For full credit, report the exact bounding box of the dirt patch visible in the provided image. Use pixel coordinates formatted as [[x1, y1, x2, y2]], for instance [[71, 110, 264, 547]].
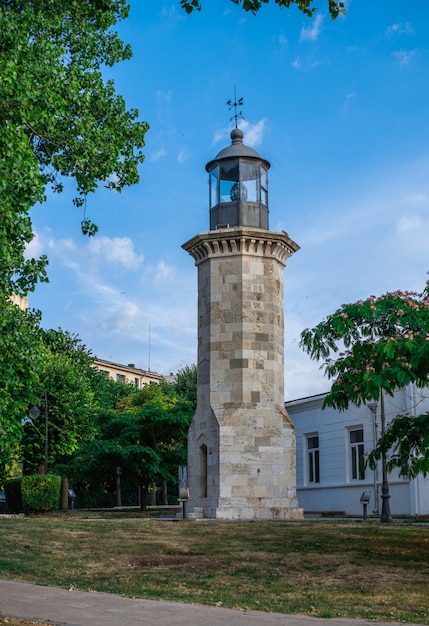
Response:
[[124, 554, 214, 568]]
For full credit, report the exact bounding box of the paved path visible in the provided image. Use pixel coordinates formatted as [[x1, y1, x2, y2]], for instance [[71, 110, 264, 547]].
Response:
[[0, 580, 424, 626]]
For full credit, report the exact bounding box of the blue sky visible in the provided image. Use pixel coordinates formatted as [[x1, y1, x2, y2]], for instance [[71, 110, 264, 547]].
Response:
[[28, 1, 429, 400]]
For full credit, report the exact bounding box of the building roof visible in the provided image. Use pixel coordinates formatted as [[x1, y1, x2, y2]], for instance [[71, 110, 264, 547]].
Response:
[[206, 127, 270, 171]]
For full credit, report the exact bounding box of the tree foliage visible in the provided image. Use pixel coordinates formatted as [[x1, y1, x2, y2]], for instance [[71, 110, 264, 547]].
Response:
[[173, 364, 197, 411], [181, 0, 345, 19], [300, 282, 429, 478], [116, 380, 177, 413], [1, 0, 148, 298], [0, 1, 147, 479], [68, 387, 193, 509], [0, 301, 44, 481], [21, 329, 132, 474], [367, 412, 429, 479], [91, 368, 136, 412], [300, 283, 429, 410]]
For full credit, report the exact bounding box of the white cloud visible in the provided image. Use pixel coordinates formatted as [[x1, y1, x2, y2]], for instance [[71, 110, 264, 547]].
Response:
[[291, 56, 320, 71], [102, 300, 141, 333], [343, 91, 357, 110], [283, 314, 329, 400], [155, 90, 174, 125], [239, 118, 266, 147], [153, 260, 174, 286], [177, 149, 189, 164], [392, 49, 417, 66], [156, 90, 173, 105], [212, 118, 266, 148], [161, 5, 183, 20], [88, 236, 144, 270], [395, 212, 429, 258], [300, 14, 324, 42], [277, 32, 288, 52], [386, 22, 414, 37], [24, 231, 45, 259], [404, 192, 429, 207], [397, 214, 424, 232], [26, 231, 77, 262], [55, 238, 76, 251], [213, 127, 230, 145], [150, 147, 166, 162]]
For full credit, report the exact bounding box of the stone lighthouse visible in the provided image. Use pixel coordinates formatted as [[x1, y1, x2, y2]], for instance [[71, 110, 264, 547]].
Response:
[[182, 125, 302, 520]]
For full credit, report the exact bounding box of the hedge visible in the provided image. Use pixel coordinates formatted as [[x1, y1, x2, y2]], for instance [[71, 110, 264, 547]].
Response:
[[4, 478, 23, 514], [21, 475, 62, 514]]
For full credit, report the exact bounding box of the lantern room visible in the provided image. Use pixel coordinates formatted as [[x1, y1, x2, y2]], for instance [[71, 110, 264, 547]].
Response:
[[206, 127, 270, 231]]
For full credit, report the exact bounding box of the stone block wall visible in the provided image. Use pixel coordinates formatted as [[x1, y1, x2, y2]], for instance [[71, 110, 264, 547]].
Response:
[[183, 227, 302, 520]]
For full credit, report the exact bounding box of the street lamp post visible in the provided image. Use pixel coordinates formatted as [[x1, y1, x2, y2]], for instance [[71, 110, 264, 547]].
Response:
[[368, 390, 392, 523], [379, 388, 393, 523], [28, 388, 49, 474]]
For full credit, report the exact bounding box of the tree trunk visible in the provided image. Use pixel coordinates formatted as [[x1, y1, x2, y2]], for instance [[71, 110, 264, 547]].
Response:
[[139, 484, 148, 511], [115, 468, 122, 508], [61, 477, 69, 511]]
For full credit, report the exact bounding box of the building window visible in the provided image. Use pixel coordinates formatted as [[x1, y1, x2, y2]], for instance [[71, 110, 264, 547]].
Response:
[[349, 428, 365, 480], [116, 374, 125, 383], [306, 434, 320, 484]]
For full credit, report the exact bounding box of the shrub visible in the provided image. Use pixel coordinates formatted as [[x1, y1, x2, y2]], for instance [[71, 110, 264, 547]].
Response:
[[4, 477, 23, 513], [21, 474, 61, 514]]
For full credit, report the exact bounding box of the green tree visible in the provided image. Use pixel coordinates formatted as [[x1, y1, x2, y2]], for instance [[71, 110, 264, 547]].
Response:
[[69, 387, 193, 509], [181, 0, 345, 19], [174, 364, 197, 411], [367, 412, 429, 479], [92, 369, 136, 412], [0, 301, 44, 483], [1, 0, 147, 298], [1, 1, 147, 475], [21, 329, 132, 474], [117, 380, 177, 413], [22, 329, 94, 473], [300, 282, 429, 477]]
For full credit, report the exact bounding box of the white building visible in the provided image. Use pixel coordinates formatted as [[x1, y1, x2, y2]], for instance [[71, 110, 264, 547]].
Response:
[[286, 384, 429, 517]]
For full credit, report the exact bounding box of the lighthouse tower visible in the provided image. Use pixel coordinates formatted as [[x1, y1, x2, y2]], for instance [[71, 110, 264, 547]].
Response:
[[182, 125, 302, 520]]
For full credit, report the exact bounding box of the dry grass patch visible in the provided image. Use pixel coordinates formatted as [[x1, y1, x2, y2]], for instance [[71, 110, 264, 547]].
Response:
[[0, 515, 428, 623]]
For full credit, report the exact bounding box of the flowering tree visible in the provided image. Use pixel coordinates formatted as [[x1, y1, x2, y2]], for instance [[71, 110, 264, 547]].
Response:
[[181, 0, 345, 19], [300, 282, 429, 477]]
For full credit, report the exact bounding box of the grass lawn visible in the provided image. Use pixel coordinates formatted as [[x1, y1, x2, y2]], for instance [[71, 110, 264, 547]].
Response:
[[0, 511, 428, 624]]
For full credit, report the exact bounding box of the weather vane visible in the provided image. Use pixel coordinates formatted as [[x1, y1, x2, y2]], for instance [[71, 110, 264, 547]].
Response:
[[226, 88, 245, 128]]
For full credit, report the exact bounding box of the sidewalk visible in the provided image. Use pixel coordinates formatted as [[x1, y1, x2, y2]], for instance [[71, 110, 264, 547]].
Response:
[[0, 580, 424, 626]]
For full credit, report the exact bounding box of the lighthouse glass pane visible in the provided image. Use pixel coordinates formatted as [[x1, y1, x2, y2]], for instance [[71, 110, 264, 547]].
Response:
[[240, 162, 258, 202], [261, 167, 268, 206], [220, 161, 239, 203], [209, 167, 218, 208]]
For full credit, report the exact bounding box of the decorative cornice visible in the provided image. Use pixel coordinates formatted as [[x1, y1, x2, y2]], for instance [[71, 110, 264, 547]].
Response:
[[182, 227, 300, 267]]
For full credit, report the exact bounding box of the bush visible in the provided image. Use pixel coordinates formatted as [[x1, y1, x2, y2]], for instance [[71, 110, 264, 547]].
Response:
[[21, 474, 61, 514], [4, 477, 23, 513]]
